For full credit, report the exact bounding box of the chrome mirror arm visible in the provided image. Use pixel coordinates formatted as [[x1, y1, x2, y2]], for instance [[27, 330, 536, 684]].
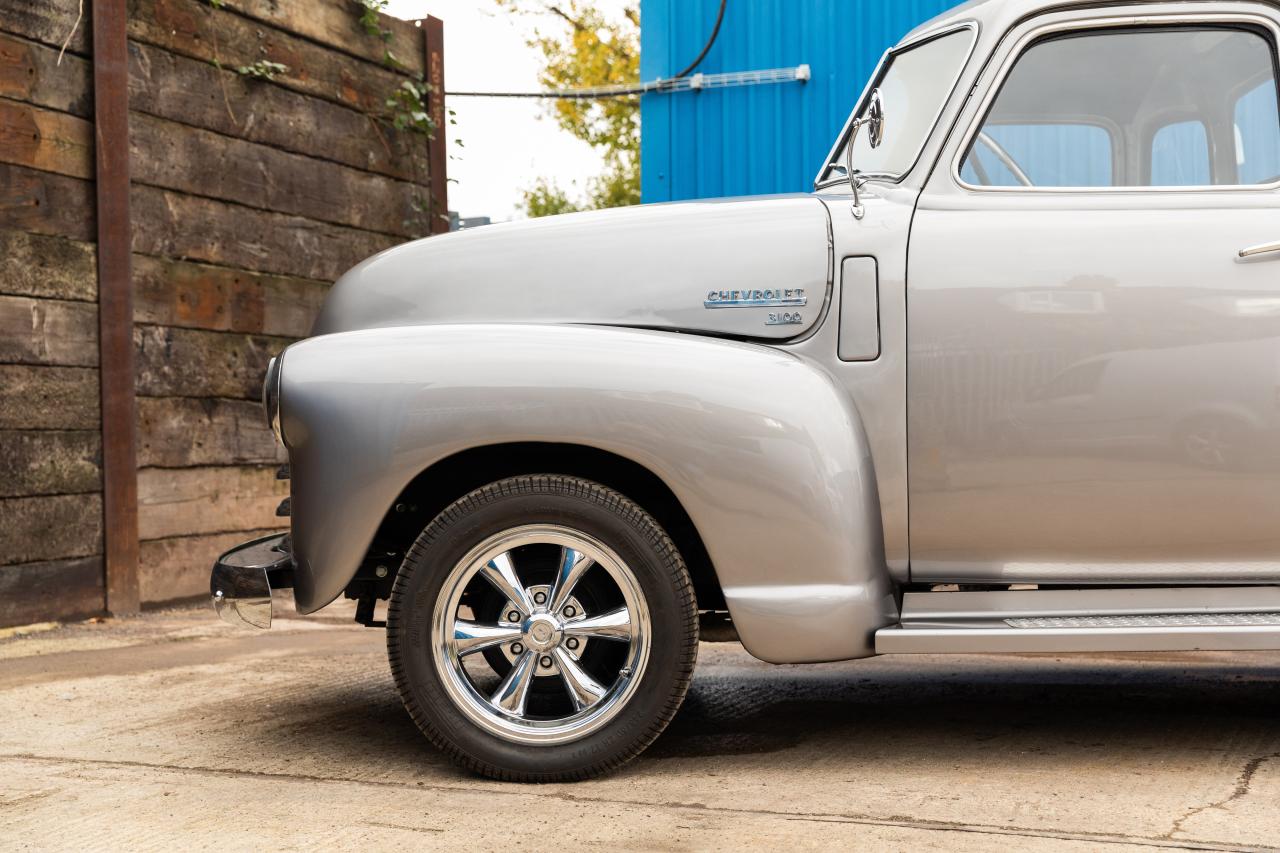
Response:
[[845, 88, 885, 221], [846, 119, 868, 220]]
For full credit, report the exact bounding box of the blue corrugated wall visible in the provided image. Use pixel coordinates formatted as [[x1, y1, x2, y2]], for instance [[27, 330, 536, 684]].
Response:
[[640, 0, 961, 202]]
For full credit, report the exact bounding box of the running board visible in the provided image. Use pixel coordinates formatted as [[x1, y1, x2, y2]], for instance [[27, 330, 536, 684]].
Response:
[[876, 586, 1280, 654]]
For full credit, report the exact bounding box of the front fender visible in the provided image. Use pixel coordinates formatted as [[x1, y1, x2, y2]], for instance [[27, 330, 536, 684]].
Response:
[[279, 324, 896, 662]]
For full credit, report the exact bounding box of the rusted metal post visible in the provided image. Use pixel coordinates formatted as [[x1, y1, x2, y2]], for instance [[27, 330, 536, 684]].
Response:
[[93, 0, 141, 614], [423, 15, 449, 234]]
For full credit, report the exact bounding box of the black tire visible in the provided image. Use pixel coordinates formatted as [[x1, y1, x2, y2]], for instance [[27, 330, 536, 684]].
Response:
[[387, 474, 698, 782]]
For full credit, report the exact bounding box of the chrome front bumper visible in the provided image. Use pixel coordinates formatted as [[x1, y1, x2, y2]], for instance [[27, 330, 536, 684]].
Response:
[[210, 533, 293, 629]]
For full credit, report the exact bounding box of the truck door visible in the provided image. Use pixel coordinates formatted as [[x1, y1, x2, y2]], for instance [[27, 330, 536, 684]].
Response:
[[906, 7, 1280, 583]]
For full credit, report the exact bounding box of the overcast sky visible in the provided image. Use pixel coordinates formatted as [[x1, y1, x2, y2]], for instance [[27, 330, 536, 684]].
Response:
[[384, 0, 634, 221]]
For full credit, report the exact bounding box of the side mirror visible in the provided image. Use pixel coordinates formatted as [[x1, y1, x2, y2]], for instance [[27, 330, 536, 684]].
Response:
[[845, 88, 885, 220], [864, 88, 885, 149]]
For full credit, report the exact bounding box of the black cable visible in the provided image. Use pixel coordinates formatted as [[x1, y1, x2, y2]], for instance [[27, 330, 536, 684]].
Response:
[[672, 0, 727, 79], [446, 0, 729, 99], [445, 86, 648, 99]]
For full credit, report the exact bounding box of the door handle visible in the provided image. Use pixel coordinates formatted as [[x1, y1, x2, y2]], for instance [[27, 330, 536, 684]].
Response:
[[1239, 240, 1280, 258]]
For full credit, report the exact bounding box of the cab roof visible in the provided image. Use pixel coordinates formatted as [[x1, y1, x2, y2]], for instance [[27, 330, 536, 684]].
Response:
[[903, 0, 1279, 45]]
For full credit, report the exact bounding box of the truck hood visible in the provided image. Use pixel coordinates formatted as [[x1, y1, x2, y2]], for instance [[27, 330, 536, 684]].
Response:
[[312, 195, 832, 340]]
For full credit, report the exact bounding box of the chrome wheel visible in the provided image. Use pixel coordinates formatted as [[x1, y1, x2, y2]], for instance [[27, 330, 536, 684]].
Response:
[[431, 524, 651, 745], [389, 475, 697, 780]]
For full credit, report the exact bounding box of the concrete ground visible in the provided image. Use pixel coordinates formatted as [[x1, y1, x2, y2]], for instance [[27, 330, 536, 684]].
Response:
[[1, 600, 1278, 852]]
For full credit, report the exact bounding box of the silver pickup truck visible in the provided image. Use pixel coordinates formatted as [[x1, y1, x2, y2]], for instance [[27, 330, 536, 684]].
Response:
[[210, 0, 1280, 781]]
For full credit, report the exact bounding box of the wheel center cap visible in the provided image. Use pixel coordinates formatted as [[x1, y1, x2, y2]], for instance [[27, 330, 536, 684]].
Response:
[[523, 615, 562, 652]]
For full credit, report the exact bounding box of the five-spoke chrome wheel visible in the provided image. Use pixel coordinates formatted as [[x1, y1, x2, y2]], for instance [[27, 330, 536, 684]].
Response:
[[431, 524, 651, 744]]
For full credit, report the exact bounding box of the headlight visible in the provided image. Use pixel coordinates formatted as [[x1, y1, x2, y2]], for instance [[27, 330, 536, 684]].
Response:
[[262, 355, 283, 444]]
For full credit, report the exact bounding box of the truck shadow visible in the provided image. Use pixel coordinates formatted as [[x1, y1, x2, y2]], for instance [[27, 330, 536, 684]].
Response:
[[643, 651, 1280, 763], [249, 648, 1280, 775]]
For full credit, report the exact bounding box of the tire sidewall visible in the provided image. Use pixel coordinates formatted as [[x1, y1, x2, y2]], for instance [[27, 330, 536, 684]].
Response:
[[388, 477, 696, 780]]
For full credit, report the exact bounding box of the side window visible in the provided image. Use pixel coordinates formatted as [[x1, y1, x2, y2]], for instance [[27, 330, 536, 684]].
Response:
[[962, 124, 1112, 186], [961, 26, 1280, 188]]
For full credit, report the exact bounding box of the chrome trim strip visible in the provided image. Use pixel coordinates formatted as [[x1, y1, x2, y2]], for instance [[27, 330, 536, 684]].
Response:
[[1240, 239, 1280, 257], [876, 623, 1280, 654], [1006, 612, 1280, 628], [950, 10, 1280, 195], [813, 20, 980, 191], [901, 586, 1280, 621]]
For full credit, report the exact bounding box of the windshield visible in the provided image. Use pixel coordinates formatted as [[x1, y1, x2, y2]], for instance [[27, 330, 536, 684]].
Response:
[[820, 28, 975, 185]]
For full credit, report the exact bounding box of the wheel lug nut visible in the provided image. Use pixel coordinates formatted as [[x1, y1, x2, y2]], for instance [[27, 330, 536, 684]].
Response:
[[563, 605, 576, 617], [511, 642, 524, 655], [507, 610, 520, 622], [533, 591, 547, 605], [539, 655, 553, 669], [566, 637, 579, 650]]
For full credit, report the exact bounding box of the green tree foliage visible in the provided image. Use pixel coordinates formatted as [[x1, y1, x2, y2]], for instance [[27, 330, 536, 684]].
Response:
[[496, 1, 640, 216], [522, 177, 584, 217]]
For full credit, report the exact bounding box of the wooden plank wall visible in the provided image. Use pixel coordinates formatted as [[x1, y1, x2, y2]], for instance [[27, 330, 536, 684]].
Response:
[[0, 0, 435, 623], [0, 8, 104, 624]]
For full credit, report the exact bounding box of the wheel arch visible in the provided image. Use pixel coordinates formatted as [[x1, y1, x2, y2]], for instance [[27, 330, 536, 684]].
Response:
[[365, 442, 724, 611]]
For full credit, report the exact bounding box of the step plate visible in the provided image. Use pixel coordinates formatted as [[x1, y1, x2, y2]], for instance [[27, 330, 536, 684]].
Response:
[[877, 619, 1280, 654], [1006, 613, 1280, 629]]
